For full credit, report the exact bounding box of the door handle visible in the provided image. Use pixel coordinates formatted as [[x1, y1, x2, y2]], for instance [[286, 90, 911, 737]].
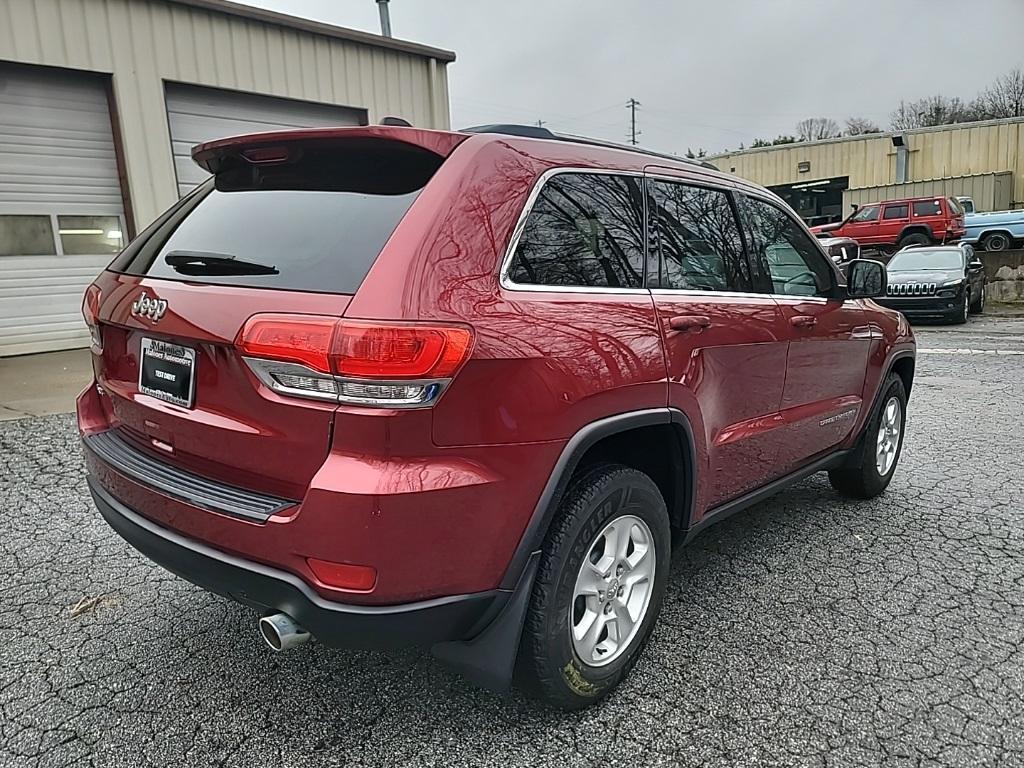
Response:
[[669, 315, 711, 331], [789, 315, 817, 328]]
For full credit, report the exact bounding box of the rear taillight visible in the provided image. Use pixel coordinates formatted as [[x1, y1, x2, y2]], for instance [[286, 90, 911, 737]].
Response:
[[236, 314, 474, 408], [82, 284, 103, 352]]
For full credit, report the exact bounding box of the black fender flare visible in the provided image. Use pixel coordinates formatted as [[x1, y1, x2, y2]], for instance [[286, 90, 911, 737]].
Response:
[[432, 408, 697, 691], [843, 349, 916, 467], [498, 407, 696, 591], [898, 223, 934, 241]]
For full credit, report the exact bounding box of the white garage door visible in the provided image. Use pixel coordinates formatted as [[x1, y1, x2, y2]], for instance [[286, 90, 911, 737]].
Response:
[[165, 83, 365, 197], [0, 64, 126, 357]]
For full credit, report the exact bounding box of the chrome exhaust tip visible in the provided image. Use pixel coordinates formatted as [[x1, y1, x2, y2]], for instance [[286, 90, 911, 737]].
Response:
[[259, 613, 311, 652]]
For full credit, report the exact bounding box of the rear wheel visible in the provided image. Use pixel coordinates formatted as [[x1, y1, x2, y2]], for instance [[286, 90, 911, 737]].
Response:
[[897, 232, 931, 249], [829, 373, 907, 499], [518, 463, 670, 710], [982, 232, 1010, 252]]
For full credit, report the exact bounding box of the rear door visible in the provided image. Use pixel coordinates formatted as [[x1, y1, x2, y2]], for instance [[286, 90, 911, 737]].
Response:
[[741, 194, 871, 471], [645, 172, 791, 509], [880, 201, 910, 245], [92, 135, 451, 499]]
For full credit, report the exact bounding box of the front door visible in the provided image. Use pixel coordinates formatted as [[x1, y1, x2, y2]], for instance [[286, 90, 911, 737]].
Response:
[[840, 203, 881, 244], [741, 195, 872, 473], [645, 174, 791, 512]]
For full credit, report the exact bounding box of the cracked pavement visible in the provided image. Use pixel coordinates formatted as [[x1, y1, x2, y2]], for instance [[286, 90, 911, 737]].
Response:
[[2, 317, 1024, 767]]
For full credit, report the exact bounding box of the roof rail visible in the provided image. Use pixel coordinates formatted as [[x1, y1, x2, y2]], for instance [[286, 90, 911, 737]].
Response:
[[459, 124, 719, 170]]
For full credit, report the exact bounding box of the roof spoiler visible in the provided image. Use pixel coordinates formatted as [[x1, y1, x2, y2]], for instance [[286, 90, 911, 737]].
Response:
[[192, 125, 468, 174]]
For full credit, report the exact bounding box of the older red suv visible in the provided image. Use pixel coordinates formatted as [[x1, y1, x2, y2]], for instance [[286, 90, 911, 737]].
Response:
[[811, 195, 965, 250], [79, 124, 915, 709]]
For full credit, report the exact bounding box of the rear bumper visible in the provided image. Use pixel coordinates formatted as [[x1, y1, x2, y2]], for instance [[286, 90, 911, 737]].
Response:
[[88, 477, 503, 648]]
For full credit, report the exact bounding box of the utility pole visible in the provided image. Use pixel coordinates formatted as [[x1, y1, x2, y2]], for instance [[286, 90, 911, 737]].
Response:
[[535, 119, 546, 128], [626, 98, 641, 145]]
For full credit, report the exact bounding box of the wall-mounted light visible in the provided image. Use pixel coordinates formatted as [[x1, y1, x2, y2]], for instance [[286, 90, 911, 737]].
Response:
[[797, 161, 811, 173]]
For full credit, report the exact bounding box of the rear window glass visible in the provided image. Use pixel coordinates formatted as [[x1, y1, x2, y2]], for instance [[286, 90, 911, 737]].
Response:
[[883, 204, 908, 220], [112, 139, 442, 294]]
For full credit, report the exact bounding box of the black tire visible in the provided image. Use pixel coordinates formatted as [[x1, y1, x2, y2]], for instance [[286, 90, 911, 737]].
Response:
[[828, 373, 907, 499], [517, 463, 671, 710], [950, 291, 970, 324], [981, 232, 1010, 252], [897, 232, 931, 249], [970, 282, 985, 314]]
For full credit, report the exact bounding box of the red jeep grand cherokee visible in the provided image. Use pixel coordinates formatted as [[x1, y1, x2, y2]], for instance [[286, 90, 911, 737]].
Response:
[[79, 124, 915, 709]]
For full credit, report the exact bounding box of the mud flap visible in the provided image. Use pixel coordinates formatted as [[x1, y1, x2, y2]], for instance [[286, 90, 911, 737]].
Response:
[[431, 551, 540, 691]]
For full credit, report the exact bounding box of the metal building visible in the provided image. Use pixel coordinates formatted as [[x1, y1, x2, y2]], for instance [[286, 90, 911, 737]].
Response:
[[0, 0, 454, 356], [709, 117, 1024, 226]]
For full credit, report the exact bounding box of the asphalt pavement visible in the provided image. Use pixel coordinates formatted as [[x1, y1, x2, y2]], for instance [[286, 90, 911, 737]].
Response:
[[2, 317, 1023, 767]]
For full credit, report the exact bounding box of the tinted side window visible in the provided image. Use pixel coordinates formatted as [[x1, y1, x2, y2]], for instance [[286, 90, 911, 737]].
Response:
[[745, 197, 835, 297], [913, 199, 942, 217], [883, 204, 909, 220], [648, 180, 750, 291], [508, 173, 644, 288]]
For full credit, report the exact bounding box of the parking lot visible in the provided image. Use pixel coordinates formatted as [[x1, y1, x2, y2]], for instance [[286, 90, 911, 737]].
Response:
[[2, 315, 1023, 768]]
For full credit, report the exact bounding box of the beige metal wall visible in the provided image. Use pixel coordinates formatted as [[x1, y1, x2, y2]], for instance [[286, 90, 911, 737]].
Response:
[[844, 172, 1014, 212], [711, 118, 1024, 210], [0, 0, 453, 228]]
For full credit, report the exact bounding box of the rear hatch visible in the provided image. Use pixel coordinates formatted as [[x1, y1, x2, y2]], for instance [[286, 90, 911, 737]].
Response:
[[91, 128, 465, 499]]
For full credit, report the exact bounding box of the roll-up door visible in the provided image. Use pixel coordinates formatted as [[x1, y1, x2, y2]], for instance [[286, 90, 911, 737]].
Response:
[[0, 64, 126, 356]]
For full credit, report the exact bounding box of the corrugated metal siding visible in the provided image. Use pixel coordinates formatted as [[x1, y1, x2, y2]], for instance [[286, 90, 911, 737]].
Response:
[[844, 172, 1015, 212], [0, 0, 452, 227], [711, 119, 1024, 210], [0, 63, 123, 355], [0, 64, 123, 215], [165, 83, 363, 196]]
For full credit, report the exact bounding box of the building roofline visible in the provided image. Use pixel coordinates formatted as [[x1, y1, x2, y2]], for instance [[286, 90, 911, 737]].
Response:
[[167, 0, 457, 62], [708, 114, 1024, 160]]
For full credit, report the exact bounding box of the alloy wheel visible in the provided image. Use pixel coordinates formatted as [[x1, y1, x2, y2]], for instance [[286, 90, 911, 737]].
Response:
[[875, 396, 902, 476], [570, 514, 656, 667]]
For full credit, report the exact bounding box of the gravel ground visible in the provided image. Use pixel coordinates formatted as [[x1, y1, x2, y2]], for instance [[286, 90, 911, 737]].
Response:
[[2, 318, 1023, 767]]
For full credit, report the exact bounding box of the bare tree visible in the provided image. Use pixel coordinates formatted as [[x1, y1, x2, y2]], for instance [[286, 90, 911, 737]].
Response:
[[890, 95, 977, 130], [844, 117, 882, 136], [796, 117, 841, 141], [976, 67, 1024, 119]]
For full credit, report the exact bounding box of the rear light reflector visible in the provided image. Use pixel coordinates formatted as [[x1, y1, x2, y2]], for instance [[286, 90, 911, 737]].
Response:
[[306, 558, 377, 591], [236, 314, 474, 407], [82, 284, 103, 352]]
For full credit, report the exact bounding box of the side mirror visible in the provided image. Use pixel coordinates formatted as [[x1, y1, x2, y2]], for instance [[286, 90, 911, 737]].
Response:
[[846, 258, 886, 299], [969, 259, 983, 269]]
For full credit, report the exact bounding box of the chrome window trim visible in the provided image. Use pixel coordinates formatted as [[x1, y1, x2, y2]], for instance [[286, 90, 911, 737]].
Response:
[[498, 167, 648, 294]]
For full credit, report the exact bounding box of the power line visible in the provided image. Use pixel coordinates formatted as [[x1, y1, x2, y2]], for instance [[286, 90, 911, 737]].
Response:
[[627, 98, 641, 146]]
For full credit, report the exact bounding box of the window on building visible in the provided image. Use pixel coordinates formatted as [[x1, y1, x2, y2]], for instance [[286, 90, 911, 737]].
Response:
[[57, 215, 124, 255], [648, 180, 750, 292], [744, 196, 834, 297], [882, 204, 909, 220], [0, 215, 56, 256], [507, 173, 644, 288]]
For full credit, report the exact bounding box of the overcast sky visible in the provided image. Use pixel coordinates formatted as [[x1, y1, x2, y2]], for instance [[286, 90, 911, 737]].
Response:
[[243, 0, 1023, 155]]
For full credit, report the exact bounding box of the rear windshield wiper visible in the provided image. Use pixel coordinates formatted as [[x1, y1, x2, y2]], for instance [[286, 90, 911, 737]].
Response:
[[164, 250, 279, 276]]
